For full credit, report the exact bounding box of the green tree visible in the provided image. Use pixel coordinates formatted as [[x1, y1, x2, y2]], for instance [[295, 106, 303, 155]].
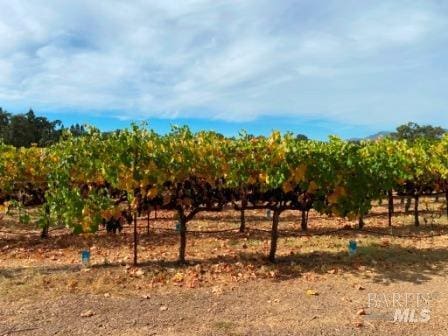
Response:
[[392, 122, 446, 142], [0, 108, 11, 139], [296, 134, 308, 141], [0, 108, 63, 147], [69, 124, 87, 137]]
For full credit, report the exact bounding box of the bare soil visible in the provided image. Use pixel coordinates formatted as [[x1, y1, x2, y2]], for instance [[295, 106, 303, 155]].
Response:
[[1, 200, 448, 335]]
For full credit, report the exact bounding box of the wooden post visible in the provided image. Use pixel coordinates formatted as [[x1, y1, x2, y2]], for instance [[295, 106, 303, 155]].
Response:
[[269, 210, 280, 263], [414, 195, 420, 227], [133, 211, 138, 265], [301, 210, 308, 231], [40, 204, 50, 239], [358, 213, 364, 229], [388, 190, 394, 226], [405, 196, 412, 213], [178, 215, 187, 264], [40, 224, 49, 239], [131, 144, 140, 266], [445, 191, 448, 219], [239, 209, 245, 233], [146, 210, 151, 235]]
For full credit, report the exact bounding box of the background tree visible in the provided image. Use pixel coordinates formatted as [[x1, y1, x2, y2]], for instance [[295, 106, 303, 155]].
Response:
[[391, 122, 446, 142], [0, 108, 11, 140], [69, 124, 87, 137], [296, 134, 308, 141], [0, 108, 80, 147]]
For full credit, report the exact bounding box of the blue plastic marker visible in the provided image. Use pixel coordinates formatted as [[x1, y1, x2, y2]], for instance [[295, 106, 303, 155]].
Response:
[[81, 250, 90, 266], [348, 240, 357, 256]]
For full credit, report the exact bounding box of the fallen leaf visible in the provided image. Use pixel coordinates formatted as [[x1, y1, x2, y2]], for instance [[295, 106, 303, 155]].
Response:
[[211, 286, 223, 296], [172, 272, 184, 283], [356, 309, 367, 316], [380, 238, 390, 246], [80, 310, 95, 318], [306, 289, 319, 296]]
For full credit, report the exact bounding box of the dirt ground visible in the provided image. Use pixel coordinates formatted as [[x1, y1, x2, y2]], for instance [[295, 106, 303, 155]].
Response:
[[1, 200, 448, 335]]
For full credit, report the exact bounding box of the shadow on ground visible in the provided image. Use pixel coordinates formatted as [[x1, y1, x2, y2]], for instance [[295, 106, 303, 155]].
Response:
[[1, 238, 447, 286]]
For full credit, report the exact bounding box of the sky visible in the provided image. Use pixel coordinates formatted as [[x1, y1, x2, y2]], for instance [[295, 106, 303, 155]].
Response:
[[0, 0, 448, 140]]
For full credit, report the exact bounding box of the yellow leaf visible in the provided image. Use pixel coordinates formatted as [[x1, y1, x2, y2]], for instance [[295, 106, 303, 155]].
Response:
[[306, 289, 319, 296], [172, 272, 184, 283], [347, 212, 358, 221], [282, 181, 293, 193], [307, 181, 318, 193], [130, 198, 138, 210], [258, 173, 267, 184], [81, 207, 90, 216], [328, 193, 339, 205], [334, 185, 347, 197], [328, 186, 347, 205], [112, 207, 122, 219], [101, 209, 113, 220], [81, 217, 92, 232], [292, 164, 307, 182], [146, 187, 158, 200]]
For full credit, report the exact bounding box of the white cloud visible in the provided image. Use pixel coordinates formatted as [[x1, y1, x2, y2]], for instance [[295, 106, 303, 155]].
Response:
[[0, 0, 447, 127]]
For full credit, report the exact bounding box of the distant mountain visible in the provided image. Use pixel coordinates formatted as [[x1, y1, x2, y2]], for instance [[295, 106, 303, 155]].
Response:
[[349, 131, 392, 142], [363, 131, 392, 140]]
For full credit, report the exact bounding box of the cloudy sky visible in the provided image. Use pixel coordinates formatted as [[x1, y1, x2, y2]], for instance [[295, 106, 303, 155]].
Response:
[[1, 0, 447, 138]]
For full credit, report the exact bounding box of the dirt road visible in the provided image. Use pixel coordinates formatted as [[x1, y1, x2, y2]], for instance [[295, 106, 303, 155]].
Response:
[[2, 270, 448, 336]]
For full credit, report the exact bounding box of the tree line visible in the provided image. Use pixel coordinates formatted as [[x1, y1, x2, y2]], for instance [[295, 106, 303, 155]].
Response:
[[0, 107, 86, 147], [1, 107, 446, 146]]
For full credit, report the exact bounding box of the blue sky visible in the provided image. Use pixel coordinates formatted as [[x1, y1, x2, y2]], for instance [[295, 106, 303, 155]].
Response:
[[1, 0, 447, 139]]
